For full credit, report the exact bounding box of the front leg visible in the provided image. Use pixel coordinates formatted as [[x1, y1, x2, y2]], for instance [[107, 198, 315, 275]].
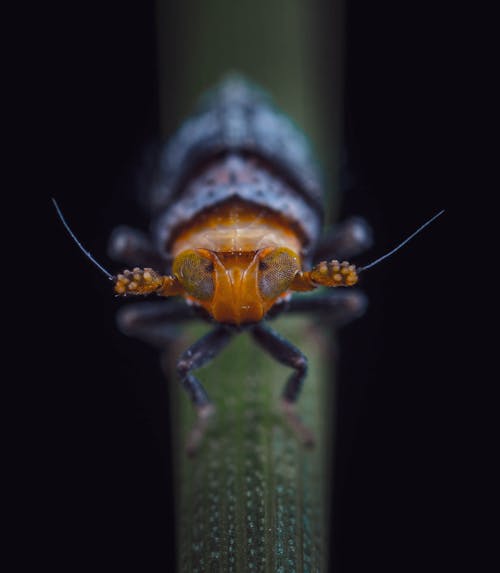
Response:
[[114, 267, 183, 297], [291, 260, 359, 291], [251, 324, 314, 446], [176, 327, 234, 455]]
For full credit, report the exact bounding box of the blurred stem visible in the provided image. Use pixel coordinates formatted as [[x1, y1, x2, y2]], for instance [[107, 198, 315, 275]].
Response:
[[156, 0, 342, 570]]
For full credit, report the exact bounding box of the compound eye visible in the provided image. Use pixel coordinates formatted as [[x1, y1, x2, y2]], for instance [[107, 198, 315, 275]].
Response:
[[258, 248, 300, 300], [173, 250, 215, 300]]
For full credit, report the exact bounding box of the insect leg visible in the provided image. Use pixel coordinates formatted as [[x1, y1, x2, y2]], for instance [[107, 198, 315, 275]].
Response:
[[286, 290, 368, 326], [251, 324, 314, 446], [116, 300, 196, 348], [176, 326, 234, 454], [108, 225, 167, 269], [313, 216, 373, 261]]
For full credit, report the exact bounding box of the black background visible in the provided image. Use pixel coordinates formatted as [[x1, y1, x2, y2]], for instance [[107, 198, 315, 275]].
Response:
[[35, 1, 462, 571]]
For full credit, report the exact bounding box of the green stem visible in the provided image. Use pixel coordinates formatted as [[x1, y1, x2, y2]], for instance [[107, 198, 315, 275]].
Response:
[[169, 318, 332, 571], [156, 1, 343, 570]]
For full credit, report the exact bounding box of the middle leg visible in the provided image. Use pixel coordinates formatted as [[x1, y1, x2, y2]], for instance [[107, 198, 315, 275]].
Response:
[[116, 299, 199, 348], [313, 216, 373, 262], [287, 290, 368, 325], [266, 289, 368, 325]]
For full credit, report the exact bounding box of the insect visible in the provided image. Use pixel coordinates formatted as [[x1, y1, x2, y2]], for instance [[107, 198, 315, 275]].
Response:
[[54, 76, 443, 453]]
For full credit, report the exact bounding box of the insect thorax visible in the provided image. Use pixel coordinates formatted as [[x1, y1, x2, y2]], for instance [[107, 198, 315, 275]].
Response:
[[154, 153, 321, 261], [148, 76, 324, 264]]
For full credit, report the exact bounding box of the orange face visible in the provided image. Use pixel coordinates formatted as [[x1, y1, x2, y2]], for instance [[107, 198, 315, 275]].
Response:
[[172, 247, 301, 325]]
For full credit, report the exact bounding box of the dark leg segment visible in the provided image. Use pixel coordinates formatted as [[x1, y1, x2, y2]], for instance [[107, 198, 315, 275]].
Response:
[[251, 324, 314, 445], [313, 216, 373, 262], [108, 225, 167, 269], [176, 326, 233, 408], [251, 324, 308, 403], [118, 302, 231, 455], [116, 300, 197, 348], [287, 290, 368, 326], [266, 290, 368, 325], [176, 326, 234, 455]]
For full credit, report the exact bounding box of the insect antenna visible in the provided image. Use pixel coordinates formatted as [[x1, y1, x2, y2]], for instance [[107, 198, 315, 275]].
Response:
[[358, 209, 445, 272], [52, 198, 114, 280]]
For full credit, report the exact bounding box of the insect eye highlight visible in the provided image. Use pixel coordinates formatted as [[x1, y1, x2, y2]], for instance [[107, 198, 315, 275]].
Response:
[[173, 250, 215, 300], [258, 248, 300, 300]]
